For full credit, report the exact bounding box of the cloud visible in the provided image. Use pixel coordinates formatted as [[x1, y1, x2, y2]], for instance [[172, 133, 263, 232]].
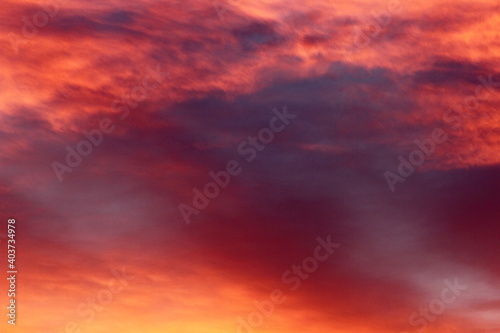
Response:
[[1, 0, 500, 332]]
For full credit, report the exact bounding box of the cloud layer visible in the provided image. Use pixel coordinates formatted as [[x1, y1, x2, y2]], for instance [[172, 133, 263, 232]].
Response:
[[0, 0, 499, 332]]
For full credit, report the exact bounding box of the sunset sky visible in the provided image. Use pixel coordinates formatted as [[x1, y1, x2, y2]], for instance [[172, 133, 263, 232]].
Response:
[[1, 0, 500, 332]]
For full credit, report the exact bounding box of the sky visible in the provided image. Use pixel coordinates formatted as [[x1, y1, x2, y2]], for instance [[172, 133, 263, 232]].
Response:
[[0, 0, 500, 332]]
